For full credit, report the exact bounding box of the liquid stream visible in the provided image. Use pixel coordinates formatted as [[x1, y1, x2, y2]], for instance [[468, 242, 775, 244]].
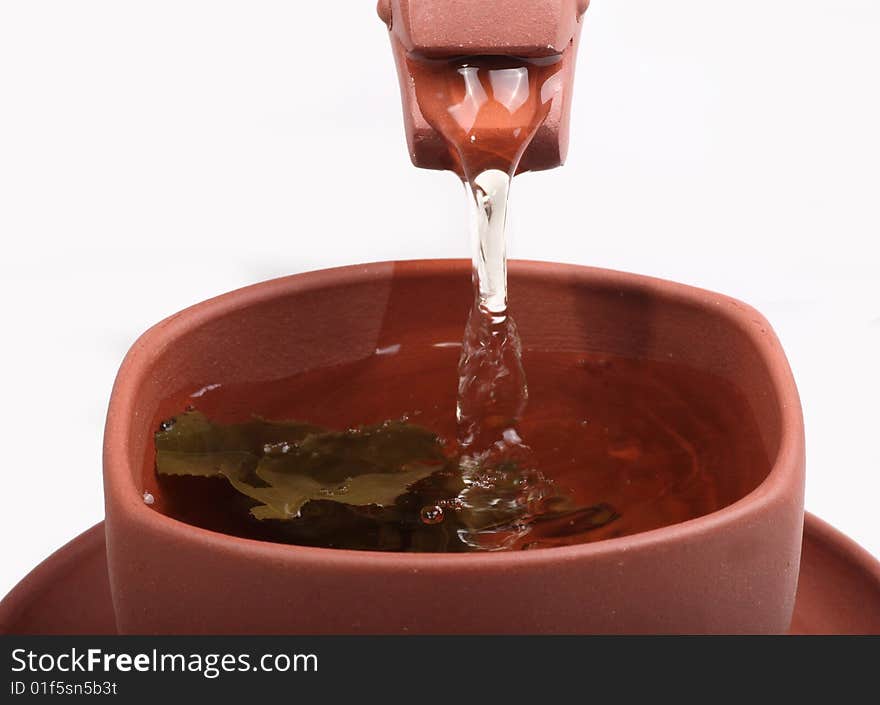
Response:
[[408, 53, 568, 547]]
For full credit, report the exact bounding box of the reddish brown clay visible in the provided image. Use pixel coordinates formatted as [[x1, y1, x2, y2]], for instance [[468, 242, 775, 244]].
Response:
[[788, 515, 880, 634], [378, 0, 587, 55], [101, 261, 805, 634], [0, 525, 117, 635], [4, 514, 879, 634], [379, 0, 587, 172]]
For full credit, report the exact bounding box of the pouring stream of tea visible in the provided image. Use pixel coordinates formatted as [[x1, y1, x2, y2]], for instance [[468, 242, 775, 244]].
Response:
[[408, 54, 562, 451], [408, 54, 565, 548]]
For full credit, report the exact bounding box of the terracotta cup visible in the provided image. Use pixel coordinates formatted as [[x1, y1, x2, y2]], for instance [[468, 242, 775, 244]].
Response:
[[103, 260, 805, 634]]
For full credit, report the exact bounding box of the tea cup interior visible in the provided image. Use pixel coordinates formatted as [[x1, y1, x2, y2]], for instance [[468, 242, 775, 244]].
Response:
[[120, 260, 787, 535]]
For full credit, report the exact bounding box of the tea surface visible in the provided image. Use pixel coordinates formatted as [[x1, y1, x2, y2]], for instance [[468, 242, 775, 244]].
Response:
[[148, 346, 771, 552]]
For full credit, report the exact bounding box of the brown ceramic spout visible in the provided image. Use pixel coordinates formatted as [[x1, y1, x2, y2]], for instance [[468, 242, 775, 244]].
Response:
[[378, 0, 589, 172]]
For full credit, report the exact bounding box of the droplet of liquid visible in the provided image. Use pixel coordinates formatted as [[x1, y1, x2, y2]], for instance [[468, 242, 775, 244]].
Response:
[[142, 492, 155, 505], [158, 418, 175, 432], [263, 441, 291, 455], [420, 505, 445, 525]]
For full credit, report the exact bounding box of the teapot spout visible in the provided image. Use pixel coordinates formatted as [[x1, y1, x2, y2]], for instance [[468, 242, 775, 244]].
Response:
[[378, 0, 589, 173]]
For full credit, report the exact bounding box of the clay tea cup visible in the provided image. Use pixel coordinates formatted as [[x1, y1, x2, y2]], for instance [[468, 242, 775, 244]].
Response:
[[103, 260, 805, 634]]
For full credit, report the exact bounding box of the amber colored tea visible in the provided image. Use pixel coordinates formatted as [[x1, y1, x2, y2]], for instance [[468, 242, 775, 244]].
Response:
[[148, 345, 770, 552]]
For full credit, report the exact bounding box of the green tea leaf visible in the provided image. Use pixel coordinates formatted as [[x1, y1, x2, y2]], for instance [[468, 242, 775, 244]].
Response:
[[253, 422, 446, 484], [230, 465, 439, 520], [155, 410, 320, 456], [155, 411, 446, 520], [155, 450, 256, 480]]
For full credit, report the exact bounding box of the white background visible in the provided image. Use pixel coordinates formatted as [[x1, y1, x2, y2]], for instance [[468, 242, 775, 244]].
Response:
[[1, 0, 878, 598]]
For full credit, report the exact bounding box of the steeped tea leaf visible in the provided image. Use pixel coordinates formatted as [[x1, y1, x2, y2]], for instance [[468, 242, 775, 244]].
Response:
[[297, 421, 446, 470], [156, 410, 320, 456], [254, 421, 447, 484], [155, 411, 446, 520], [229, 465, 439, 520], [155, 450, 256, 480]]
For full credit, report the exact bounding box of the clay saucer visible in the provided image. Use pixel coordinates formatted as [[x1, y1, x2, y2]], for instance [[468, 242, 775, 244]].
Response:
[[1, 513, 877, 635]]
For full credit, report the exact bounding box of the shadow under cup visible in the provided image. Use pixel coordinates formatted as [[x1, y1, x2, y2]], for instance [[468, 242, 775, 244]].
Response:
[[103, 260, 805, 634]]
